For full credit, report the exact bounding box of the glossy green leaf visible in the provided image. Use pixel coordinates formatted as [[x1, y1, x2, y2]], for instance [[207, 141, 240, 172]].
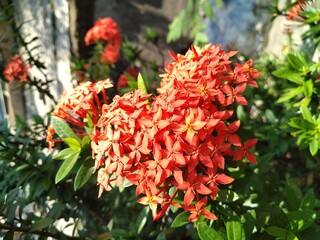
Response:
[[288, 209, 316, 233], [302, 80, 313, 99], [51, 116, 81, 143], [171, 211, 190, 228], [30, 218, 54, 232], [277, 87, 303, 103], [272, 69, 304, 84], [137, 73, 148, 94], [266, 226, 297, 238], [309, 137, 319, 156], [226, 219, 245, 240], [197, 222, 224, 240], [300, 190, 316, 210], [300, 106, 313, 122], [64, 137, 81, 150], [74, 157, 94, 191], [55, 151, 80, 184], [53, 148, 79, 160], [136, 207, 150, 234], [287, 53, 306, 71]]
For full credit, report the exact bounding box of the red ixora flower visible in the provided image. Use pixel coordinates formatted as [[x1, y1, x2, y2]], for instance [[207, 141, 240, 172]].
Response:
[[46, 79, 113, 149], [84, 17, 122, 65], [117, 67, 139, 89], [84, 17, 121, 47], [3, 54, 29, 83], [91, 44, 260, 222], [286, 0, 312, 21]]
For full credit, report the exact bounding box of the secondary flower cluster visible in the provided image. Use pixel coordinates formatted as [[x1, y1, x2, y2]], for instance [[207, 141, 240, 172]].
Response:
[[286, 0, 311, 21], [85, 18, 122, 64], [90, 44, 259, 222], [46, 79, 113, 149], [3, 54, 29, 83]]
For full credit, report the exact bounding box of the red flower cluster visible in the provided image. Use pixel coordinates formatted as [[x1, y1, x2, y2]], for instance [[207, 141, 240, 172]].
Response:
[[286, 0, 310, 21], [3, 54, 29, 83], [47, 79, 113, 149], [84, 18, 122, 64], [116, 67, 139, 89], [91, 44, 259, 222]]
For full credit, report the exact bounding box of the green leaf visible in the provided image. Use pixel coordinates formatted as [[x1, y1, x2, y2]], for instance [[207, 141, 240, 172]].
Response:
[[171, 211, 190, 228], [300, 106, 313, 122], [216, 189, 239, 203], [53, 148, 80, 160], [286, 181, 302, 211], [202, 0, 213, 19], [51, 116, 81, 143], [55, 151, 80, 184], [265, 109, 276, 123], [277, 87, 303, 103], [272, 69, 304, 84], [266, 226, 297, 238], [74, 157, 94, 191], [241, 210, 256, 239], [64, 137, 81, 150], [137, 73, 148, 94], [302, 79, 313, 99], [300, 190, 316, 210], [287, 53, 306, 71], [136, 207, 150, 234], [81, 136, 91, 149], [197, 222, 224, 240], [155, 231, 166, 240], [167, 10, 186, 43], [226, 219, 245, 240], [309, 137, 319, 156], [288, 209, 316, 233], [30, 218, 54, 232]]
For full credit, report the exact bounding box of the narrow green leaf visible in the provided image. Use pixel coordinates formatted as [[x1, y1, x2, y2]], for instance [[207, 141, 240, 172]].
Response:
[[277, 87, 303, 103], [81, 136, 91, 149], [300, 190, 316, 210], [74, 158, 94, 191], [300, 106, 313, 122], [137, 73, 148, 94], [309, 137, 319, 156], [265, 109, 276, 123], [55, 151, 80, 184], [54, 148, 79, 160], [166, 10, 186, 43], [171, 211, 190, 228], [272, 69, 304, 84], [30, 218, 54, 232], [288, 209, 316, 232], [51, 116, 81, 143], [136, 207, 150, 234], [202, 0, 213, 19], [287, 53, 305, 71], [241, 210, 256, 239], [64, 137, 81, 150], [197, 222, 224, 240], [302, 80, 313, 98], [226, 220, 245, 240], [266, 226, 292, 237]]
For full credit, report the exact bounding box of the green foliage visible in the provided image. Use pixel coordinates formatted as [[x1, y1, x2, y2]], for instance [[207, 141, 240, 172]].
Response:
[[1, 1, 320, 239], [167, 0, 222, 45]]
